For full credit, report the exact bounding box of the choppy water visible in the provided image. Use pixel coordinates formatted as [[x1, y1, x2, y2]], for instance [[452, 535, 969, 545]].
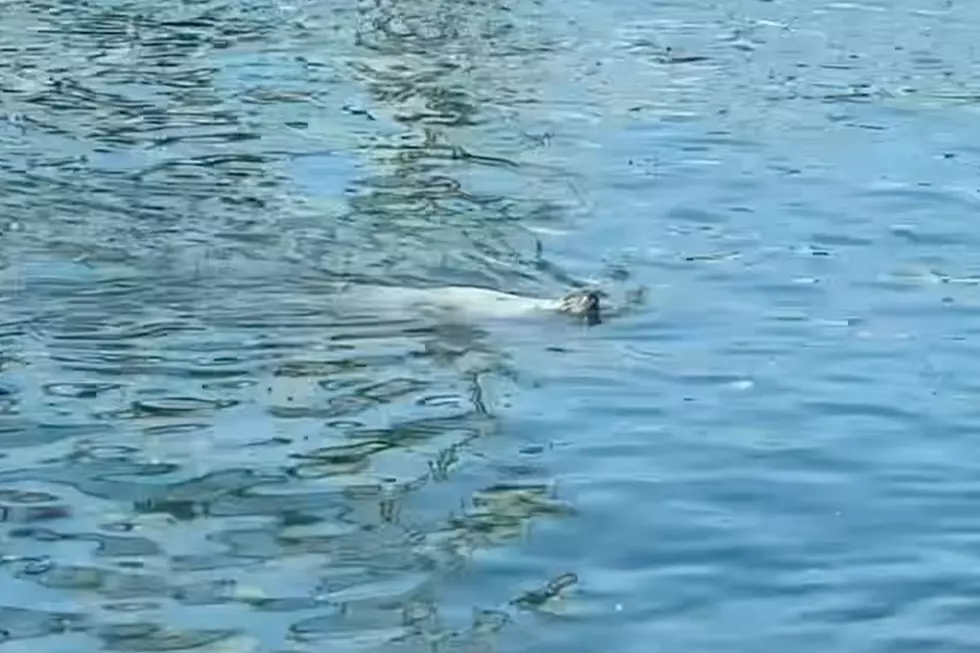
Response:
[[3, 0, 980, 651]]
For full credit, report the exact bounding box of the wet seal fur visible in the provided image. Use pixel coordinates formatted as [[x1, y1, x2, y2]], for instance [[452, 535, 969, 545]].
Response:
[[338, 284, 606, 326]]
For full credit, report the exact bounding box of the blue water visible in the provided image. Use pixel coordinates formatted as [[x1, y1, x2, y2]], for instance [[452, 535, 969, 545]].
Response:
[[3, 0, 980, 651]]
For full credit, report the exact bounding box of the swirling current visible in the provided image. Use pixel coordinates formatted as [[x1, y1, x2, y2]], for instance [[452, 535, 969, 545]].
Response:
[[3, 0, 980, 651]]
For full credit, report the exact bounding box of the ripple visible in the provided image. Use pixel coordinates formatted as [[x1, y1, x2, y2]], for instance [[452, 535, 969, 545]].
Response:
[[25, 563, 170, 599], [42, 382, 121, 398], [131, 397, 238, 417], [0, 605, 83, 643], [95, 624, 246, 652]]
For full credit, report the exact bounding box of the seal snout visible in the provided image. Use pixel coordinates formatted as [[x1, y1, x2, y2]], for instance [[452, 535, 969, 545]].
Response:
[[583, 290, 602, 326]]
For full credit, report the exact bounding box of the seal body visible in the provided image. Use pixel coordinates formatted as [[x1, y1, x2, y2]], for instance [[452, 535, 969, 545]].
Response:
[[339, 285, 601, 324]]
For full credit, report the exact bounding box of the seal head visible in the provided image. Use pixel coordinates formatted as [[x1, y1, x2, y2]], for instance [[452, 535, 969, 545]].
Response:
[[558, 289, 603, 326]]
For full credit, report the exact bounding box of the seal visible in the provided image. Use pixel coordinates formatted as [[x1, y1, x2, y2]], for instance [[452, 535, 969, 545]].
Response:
[[339, 284, 604, 325]]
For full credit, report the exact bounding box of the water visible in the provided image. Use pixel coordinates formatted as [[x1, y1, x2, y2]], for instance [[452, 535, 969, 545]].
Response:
[[2, 0, 980, 651]]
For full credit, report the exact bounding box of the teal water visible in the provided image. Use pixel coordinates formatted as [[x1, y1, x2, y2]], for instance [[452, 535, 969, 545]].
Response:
[[3, 0, 980, 651]]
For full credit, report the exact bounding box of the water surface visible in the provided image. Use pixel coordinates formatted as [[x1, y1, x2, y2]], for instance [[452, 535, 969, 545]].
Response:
[[3, 0, 980, 651]]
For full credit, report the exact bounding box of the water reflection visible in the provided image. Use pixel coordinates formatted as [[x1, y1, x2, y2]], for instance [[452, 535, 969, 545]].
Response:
[[339, 0, 591, 293], [1, 0, 580, 649]]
